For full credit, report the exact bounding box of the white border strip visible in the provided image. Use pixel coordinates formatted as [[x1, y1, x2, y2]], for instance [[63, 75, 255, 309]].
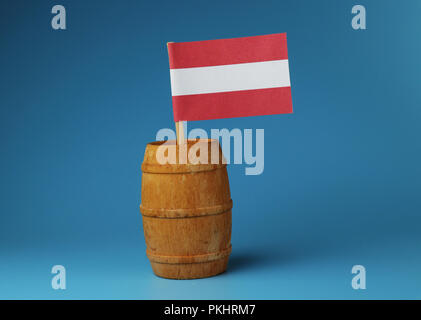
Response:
[[170, 59, 290, 96]]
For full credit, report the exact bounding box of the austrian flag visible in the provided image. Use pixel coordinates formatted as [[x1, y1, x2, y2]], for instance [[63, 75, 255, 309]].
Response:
[[167, 33, 293, 122]]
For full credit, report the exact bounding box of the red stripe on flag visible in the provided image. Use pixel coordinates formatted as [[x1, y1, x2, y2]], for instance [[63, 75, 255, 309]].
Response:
[[172, 87, 292, 122], [168, 33, 288, 69]]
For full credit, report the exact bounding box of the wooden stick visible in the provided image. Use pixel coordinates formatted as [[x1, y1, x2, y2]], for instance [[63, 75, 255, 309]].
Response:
[[167, 41, 186, 146], [176, 121, 186, 145]]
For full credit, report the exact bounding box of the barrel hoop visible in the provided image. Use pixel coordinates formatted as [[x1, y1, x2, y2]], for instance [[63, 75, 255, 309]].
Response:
[[146, 245, 232, 264], [141, 162, 227, 174], [140, 200, 233, 218]]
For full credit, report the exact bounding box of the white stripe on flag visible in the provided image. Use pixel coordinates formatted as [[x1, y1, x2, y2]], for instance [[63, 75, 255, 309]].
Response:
[[170, 59, 290, 96]]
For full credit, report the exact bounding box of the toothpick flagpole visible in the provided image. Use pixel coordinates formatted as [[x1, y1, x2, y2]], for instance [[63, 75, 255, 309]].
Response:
[[168, 41, 187, 145], [175, 121, 185, 145]]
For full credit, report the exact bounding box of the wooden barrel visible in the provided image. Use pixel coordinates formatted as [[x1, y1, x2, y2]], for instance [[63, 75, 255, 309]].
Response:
[[140, 139, 232, 279]]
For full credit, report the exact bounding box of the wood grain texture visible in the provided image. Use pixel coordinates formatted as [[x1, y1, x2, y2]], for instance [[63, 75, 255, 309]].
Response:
[[140, 139, 232, 279]]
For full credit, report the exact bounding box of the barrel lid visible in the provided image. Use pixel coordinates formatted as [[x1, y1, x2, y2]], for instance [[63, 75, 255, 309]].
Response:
[[142, 139, 227, 173]]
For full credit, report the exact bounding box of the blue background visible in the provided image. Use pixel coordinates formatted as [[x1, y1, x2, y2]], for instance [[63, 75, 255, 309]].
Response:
[[1, 0, 420, 299]]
